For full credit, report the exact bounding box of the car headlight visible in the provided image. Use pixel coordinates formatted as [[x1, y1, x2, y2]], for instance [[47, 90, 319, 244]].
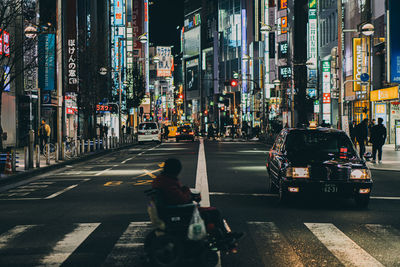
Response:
[[350, 169, 371, 180], [286, 167, 310, 178]]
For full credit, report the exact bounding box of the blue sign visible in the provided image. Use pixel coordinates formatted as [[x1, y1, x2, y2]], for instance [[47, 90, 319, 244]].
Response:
[[38, 34, 55, 91], [360, 73, 370, 82], [390, 1, 400, 82], [3, 66, 10, 92]]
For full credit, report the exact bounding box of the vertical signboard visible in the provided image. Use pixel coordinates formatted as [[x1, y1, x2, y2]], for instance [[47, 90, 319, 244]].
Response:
[[114, 0, 124, 25], [390, 1, 400, 83], [66, 0, 78, 92], [3, 31, 10, 57], [156, 46, 172, 77], [38, 34, 55, 91], [132, 0, 143, 51], [322, 60, 331, 123], [307, 0, 317, 88], [144, 0, 149, 93], [353, 38, 369, 92]]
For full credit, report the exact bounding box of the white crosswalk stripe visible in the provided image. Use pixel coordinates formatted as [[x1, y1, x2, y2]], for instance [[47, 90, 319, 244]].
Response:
[[104, 222, 152, 266], [38, 223, 100, 267], [305, 223, 384, 267], [0, 221, 399, 266]]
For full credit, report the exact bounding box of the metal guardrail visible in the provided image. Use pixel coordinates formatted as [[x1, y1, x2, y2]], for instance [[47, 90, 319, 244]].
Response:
[[3, 134, 137, 175]]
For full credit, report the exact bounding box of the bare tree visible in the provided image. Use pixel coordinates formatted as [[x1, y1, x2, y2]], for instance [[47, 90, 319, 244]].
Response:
[[0, 0, 38, 150]]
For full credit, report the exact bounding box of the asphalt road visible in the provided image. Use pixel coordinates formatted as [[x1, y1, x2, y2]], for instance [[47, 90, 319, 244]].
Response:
[[0, 139, 399, 267]]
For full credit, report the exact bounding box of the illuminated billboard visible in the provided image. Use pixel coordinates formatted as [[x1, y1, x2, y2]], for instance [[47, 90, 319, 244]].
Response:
[[183, 27, 200, 58], [156, 46, 172, 77]]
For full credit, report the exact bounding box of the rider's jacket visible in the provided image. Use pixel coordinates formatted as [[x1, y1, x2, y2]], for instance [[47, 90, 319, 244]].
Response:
[[152, 173, 192, 205]]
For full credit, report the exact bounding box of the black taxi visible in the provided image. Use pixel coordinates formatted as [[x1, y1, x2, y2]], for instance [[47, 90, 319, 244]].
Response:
[[265, 127, 373, 208]]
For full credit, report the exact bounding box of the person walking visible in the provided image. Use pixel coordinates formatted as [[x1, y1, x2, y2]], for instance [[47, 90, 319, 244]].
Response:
[[370, 118, 387, 163], [368, 119, 376, 145], [38, 119, 51, 154], [355, 119, 368, 159]]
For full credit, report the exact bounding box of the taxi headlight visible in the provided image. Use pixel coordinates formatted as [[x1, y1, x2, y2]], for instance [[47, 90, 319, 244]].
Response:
[[350, 169, 371, 180], [286, 167, 310, 178]]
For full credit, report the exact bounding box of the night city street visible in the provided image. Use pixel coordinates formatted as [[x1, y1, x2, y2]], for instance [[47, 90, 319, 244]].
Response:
[[0, 140, 399, 266], [1, 0, 400, 266]]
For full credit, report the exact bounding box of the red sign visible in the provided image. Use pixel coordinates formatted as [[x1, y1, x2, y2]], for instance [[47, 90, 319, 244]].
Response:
[[66, 108, 77, 115], [0, 30, 10, 57], [323, 93, 331, 104], [132, 0, 143, 51], [96, 104, 114, 112]]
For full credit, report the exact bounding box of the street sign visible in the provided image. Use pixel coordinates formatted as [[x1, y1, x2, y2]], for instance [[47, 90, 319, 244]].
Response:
[[360, 73, 370, 82]]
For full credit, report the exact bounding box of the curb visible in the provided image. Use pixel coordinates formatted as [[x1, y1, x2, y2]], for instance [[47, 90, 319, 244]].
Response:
[[368, 167, 400, 172], [0, 143, 137, 185]]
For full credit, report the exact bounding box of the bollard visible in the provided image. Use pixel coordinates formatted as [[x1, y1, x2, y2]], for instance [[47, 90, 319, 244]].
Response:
[[81, 139, 85, 154], [61, 142, 65, 160], [11, 149, 16, 172], [102, 138, 105, 150], [109, 136, 112, 149], [24, 146, 29, 170], [55, 143, 59, 162], [77, 140, 81, 155], [35, 145, 40, 168], [87, 139, 90, 152], [74, 140, 78, 157], [28, 130, 34, 168], [46, 144, 50, 165], [93, 138, 96, 151]]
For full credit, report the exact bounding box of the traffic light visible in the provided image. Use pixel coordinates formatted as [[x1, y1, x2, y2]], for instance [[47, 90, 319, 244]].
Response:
[[178, 94, 183, 99], [224, 79, 239, 87], [230, 79, 238, 87]]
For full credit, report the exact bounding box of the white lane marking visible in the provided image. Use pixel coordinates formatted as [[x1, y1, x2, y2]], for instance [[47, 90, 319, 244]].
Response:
[[44, 184, 79, 199], [371, 196, 400, 200], [94, 167, 114, 176], [305, 223, 384, 267], [248, 222, 304, 267], [0, 225, 35, 249], [195, 138, 210, 207], [38, 223, 100, 266], [121, 157, 133, 164], [104, 222, 152, 265], [210, 192, 278, 197]]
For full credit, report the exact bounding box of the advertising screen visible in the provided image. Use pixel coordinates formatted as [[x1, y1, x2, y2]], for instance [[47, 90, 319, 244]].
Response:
[[186, 58, 199, 92], [184, 27, 200, 58]]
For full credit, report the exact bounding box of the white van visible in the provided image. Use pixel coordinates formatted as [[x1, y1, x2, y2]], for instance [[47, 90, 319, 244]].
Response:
[[138, 122, 162, 143]]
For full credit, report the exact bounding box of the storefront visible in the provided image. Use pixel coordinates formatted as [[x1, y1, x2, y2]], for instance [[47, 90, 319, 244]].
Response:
[[371, 86, 400, 144]]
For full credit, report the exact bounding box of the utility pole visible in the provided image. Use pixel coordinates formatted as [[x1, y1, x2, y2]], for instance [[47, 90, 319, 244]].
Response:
[[56, 0, 63, 157], [263, 0, 269, 134], [337, 0, 343, 129]]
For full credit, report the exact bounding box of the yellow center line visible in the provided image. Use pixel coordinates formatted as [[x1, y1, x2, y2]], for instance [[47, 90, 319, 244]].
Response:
[[133, 168, 162, 179]]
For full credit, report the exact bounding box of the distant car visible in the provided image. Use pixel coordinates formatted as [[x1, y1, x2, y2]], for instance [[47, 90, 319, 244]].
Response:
[[176, 125, 195, 142], [265, 127, 373, 208], [138, 122, 162, 144]]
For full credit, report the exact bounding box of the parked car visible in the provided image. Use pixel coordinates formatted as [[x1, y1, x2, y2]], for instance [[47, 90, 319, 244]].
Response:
[[265, 127, 373, 208], [138, 122, 162, 144]]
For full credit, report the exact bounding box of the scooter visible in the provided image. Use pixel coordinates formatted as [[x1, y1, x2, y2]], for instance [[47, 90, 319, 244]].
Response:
[[144, 189, 236, 267]]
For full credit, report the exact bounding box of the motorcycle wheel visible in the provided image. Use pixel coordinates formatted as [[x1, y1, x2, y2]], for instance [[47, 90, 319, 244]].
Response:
[[149, 234, 183, 267], [144, 230, 157, 255], [199, 249, 219, 267]]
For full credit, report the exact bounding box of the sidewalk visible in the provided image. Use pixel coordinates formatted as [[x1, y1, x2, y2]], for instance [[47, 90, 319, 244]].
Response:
[[0, 139, 137, 182], [366, 144, 400, 171]]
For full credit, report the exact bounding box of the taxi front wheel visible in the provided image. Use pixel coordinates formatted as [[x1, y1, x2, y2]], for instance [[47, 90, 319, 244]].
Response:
[[355, 195, 370, 209], [278, 180, 288, 204]]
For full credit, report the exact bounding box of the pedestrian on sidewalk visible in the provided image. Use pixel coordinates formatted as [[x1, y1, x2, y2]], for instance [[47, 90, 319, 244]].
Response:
[[38, 119, 51, 154], [368, 119, 376, 145], [370, 118, 387, 163], [355, 119, 368, 159]]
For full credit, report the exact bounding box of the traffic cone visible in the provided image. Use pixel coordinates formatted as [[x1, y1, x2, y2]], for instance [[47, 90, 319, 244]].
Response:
[[4, 152, 12, 175]]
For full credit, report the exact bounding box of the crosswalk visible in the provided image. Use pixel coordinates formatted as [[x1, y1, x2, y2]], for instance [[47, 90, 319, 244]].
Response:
[[0, 221, 399, 266]]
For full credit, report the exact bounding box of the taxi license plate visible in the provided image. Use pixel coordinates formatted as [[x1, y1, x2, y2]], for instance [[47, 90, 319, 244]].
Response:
[[323, 184, 338, 193], [145, 132, 152, 135]]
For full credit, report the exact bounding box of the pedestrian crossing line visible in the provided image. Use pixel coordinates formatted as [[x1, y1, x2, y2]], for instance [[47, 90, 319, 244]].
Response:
[[103, 222, 152, 265], [248, 222, 304, 267], [305, 223, 384, 267], [38, 223, 100, 266], [0, 225, 36, 249]]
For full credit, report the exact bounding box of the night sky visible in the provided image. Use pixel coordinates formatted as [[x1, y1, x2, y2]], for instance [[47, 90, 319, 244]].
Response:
[[149, 0, 184, 55]]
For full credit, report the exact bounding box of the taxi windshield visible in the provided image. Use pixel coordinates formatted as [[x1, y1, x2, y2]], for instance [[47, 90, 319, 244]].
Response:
[[139, 123, 157, 130], [285, 131, 357, 160], [178, 126, 192, 132]]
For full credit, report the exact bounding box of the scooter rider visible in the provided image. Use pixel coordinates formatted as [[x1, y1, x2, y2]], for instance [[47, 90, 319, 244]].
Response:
[[152, 158, 243, 247]]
